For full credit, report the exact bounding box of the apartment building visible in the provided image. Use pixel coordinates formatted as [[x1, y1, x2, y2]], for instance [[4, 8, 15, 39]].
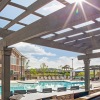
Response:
[[0, 48, 27, 80]]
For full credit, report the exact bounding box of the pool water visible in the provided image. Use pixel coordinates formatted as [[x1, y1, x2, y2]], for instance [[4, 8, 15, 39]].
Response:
[[0, 81, 84, 94]]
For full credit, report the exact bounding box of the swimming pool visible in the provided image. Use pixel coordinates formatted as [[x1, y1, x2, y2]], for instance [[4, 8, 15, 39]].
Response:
[[0, 81, 84, 94]]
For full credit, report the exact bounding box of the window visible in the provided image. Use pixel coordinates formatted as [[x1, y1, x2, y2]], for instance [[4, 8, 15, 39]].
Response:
[[22, 59, 25, 66], [19, 58, 21, 66], [18, 57, 25, 66], [10, 55, 17, 65]]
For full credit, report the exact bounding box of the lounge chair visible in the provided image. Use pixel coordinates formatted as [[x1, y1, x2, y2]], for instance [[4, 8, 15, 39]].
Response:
[[61, 76, 64, 80], [59, 76, 61, 80], [27, 89, 37, 93], [47, 76, 50, 80], [44, 76, 47, 80], [49, 76, 51, 80], [51, 76, 53, 80], [57, 87, 67, 92], [41, 76, 43, 80], [74, 91, 89, 99], [70, 86, 79, 90], [37, 76, 39, 80], [56, 76, 59, 80], [42, 88, 52, 93], [14, 90, 26, 95], [55, 76, 57, 80], [10, 91, 13, 96]]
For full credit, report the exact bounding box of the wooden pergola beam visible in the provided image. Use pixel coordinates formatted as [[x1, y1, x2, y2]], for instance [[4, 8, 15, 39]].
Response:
[[78, 52, 100, 60], [25, 38, 84, 53], [46, 23, 100, 41], [4, 0, 52, 29], [9, 2, 44, 18], [8, 2, 27, 10], [65, 34, 100, 46], [0, 16, 27, 26], [57, 0, 68, 5], [0, 0, 99, 53], [0, 28, 14, 38], [0, 0, 11, 11]]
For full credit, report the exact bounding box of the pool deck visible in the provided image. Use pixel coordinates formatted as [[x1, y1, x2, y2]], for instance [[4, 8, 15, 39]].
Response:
[[9, 88, 100, 100], [10, 89, 85, 100]]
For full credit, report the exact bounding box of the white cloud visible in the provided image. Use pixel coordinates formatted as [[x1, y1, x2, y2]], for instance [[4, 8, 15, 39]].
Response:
[[27, 56, 100, 69], [10, 43, 100, 70], [90, 58, 100, 65], [10, 42, 56, 56], [27, 56, 84, 69]]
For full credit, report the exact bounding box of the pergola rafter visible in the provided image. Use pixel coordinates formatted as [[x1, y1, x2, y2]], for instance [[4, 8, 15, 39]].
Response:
[[46, 22, 100, 41], [0, 0, 99, 53], [0, 0, 11, 11], [4, 0, 52, 29], [0, 28, 14, 38], [25, 38, 84, 53]]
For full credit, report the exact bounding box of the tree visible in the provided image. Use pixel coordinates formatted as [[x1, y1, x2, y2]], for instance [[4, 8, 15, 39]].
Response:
[[65, 72, 70, 78], [40, 63, 48, 76], [61, 65, 71, 75], [77, 72, 84, 76], [90, 71, 94, 77], [30, 68, 37, 76], [53, 69, 58, 75]]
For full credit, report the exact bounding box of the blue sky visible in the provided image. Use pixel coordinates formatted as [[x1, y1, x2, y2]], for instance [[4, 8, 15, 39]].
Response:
[[11, 42, 83, 69], [1, 0, 100, 69], [41, 47, 79, 57]]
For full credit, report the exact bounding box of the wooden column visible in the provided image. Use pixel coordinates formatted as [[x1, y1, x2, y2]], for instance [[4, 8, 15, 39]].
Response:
[[84, 58, 90, 91], [1, 47, 11, 100], [93, 69, 95, 78]]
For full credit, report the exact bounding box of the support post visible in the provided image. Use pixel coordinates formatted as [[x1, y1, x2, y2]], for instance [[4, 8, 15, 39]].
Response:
[[1, 47, 11, 100], [72, 59, 73, 80], [21, 56, 23, 80], [93, 69, 95, 79], [83, 58, 90, 91]]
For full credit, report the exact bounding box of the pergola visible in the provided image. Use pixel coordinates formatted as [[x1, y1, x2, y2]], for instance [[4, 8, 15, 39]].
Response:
[[83, 65, 100, 78], [0, 0, 100, 99]]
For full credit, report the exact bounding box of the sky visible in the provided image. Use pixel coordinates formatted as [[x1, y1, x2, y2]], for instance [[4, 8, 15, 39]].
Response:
[[10, 42, 100, 69], [1, 0, 100, 69], [11, 42, 84, 69]]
